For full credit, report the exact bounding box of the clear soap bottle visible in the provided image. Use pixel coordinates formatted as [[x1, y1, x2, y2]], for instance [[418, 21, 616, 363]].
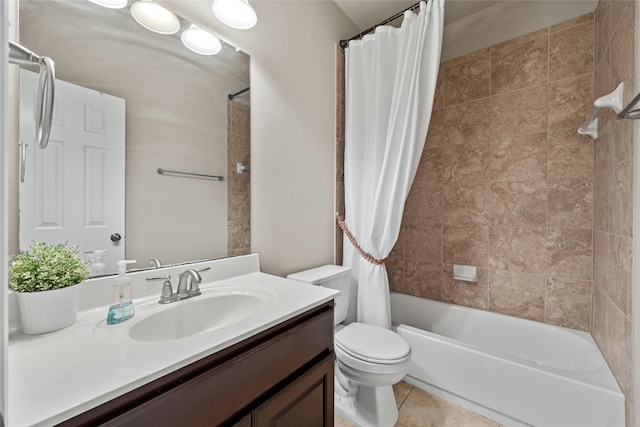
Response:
[[89, 249, 107, 276], [107, 260, 136, 325]]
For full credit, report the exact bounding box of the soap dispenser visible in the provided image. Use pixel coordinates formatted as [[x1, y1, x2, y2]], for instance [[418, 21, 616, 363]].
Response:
[[107, 260, 136, 325]]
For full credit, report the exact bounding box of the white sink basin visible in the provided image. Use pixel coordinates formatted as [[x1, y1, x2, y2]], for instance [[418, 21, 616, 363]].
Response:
[[129, 286, 275, 342]]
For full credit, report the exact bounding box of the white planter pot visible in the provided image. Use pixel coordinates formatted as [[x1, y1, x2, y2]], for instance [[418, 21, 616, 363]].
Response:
[[16, 285, 80, 334]]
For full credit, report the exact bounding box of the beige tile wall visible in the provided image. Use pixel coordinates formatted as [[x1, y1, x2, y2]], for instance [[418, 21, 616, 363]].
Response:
[[227, 100, 251, 256], [386, 13, 596, 332], [593, 1, 635, 425]]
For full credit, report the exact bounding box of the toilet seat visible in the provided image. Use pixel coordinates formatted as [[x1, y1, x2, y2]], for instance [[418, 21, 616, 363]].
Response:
[[336, 323, 411, 363], [335, 323, 411, 374]]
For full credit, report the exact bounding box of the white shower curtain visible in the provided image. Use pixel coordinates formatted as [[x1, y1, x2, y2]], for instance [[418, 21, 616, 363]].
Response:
[[343, 0, 444, 328]]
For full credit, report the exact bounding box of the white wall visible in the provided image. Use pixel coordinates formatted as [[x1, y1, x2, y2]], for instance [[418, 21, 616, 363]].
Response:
[[163, 0, 359, 276], [0, 1, 7, 423]]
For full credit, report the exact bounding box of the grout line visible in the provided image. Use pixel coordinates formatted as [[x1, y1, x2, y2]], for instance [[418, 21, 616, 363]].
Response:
[[544, 29, 550, 326], [549, 13, 595, 35], [397, 384, 414, 411], [489, 44, 493, 97], [487, 72, 493, 311]]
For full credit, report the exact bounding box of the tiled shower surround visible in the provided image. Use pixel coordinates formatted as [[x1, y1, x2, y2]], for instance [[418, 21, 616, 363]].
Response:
[[337, 3, 635, 425], [227, 100, 251, 256], [390, 13, 597, 329], [593, 0, 635, 424], [339, 13, 597, 328]]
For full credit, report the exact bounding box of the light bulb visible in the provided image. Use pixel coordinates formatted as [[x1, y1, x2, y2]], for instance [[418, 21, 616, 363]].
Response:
[[130, 0, 180, 35], [212, 0, 257, 30], [181, 25, 222, 55], [87, 0, 128, 9]]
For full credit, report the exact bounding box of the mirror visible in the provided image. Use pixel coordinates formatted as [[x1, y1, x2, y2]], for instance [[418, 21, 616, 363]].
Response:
[[17, 0, 250, 276]]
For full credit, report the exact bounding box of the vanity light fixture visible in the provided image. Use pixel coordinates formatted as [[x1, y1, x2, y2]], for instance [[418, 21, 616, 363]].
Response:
[[130, 0, 180, 35], [86, 0, 233, 57], [88, 0, 128, 9], [181, 24, 222, 55], [211, 0, 257, 30]]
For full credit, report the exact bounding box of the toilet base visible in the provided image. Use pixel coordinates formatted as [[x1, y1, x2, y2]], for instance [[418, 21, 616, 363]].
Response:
[[335, 383, 399, 427]]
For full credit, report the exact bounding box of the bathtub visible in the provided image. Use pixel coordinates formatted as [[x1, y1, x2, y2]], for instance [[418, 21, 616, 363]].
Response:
[[390, 292, 625, 427]]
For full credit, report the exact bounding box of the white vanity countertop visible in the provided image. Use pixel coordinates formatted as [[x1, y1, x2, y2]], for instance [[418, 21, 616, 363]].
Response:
[[8, 255, 338, 427]]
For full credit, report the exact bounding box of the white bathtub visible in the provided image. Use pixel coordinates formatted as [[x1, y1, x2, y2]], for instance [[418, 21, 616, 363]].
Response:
[[390, 292, 625, 427]]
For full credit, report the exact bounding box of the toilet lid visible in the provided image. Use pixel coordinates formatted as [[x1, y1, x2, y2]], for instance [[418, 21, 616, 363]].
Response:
[[335, 323, 411, 364]]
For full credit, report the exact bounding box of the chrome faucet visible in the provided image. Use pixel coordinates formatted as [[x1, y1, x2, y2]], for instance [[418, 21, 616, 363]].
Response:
[[147, 267, 210, 304], [176, 269, 203, 299]]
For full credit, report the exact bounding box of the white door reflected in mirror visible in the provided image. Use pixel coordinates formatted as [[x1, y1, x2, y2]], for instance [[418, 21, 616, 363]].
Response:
[[19, 70, 125, 274]]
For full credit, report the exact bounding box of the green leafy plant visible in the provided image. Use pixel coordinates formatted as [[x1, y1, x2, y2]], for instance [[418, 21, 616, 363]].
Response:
[[9, 242, 88, 293]]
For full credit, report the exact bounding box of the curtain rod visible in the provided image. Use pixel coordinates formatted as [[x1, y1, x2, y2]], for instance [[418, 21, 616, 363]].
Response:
[[228, 87, 250, 100], [339, 1, 422, 49]]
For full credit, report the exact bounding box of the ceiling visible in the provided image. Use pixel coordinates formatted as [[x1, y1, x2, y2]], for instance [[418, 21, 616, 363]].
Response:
[[163, 0, 597, 63], [334, 0, 503, 31], [333, 0, 598, 61]]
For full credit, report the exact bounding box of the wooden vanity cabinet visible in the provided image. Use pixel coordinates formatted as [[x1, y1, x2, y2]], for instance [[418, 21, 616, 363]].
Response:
[[58, 301, 335, 427]]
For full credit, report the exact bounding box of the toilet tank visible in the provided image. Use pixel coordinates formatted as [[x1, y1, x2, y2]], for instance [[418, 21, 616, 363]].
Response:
[[287, 265, 351, 325]]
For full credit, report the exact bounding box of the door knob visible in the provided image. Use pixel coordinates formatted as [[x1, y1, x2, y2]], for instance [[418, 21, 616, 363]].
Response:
[[110, 233, 122, 243]]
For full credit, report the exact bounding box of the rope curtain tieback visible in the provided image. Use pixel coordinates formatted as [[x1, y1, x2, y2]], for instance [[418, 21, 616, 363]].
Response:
[[336, 213, 386, 265]]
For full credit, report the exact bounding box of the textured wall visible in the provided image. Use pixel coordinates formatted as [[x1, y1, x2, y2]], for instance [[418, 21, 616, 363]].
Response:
[[164, 0, 359, 276], [385, 13, 596, 332], [592, 1, 636, 425], [227, 100, 251, 257]]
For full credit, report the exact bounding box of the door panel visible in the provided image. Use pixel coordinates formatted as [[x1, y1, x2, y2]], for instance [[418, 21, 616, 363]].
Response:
[[19, 70, 125, 273]]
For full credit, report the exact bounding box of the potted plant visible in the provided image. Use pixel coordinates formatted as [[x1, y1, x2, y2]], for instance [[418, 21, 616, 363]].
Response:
[[9, 241, 88, 334]]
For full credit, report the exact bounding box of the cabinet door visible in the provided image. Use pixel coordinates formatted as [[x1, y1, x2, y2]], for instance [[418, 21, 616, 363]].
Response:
[[253, 355, 334, 427]]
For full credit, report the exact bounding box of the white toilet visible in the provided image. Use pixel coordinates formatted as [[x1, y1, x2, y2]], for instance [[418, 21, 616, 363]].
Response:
[[287, 265, 411, 427]]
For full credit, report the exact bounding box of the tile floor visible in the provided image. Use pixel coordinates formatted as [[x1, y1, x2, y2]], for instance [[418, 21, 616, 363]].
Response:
[[335, 382, 504, 427]]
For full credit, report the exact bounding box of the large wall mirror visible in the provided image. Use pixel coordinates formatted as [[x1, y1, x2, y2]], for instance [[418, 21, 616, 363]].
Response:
[[17, 0, 250, 275]]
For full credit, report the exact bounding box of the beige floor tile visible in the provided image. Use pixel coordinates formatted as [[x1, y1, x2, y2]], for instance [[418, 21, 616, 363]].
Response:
[[393, 381, 413, 408], [335, 385, 504, 427], [396, 387, 501, 427], [335, 413, 358, 427]]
